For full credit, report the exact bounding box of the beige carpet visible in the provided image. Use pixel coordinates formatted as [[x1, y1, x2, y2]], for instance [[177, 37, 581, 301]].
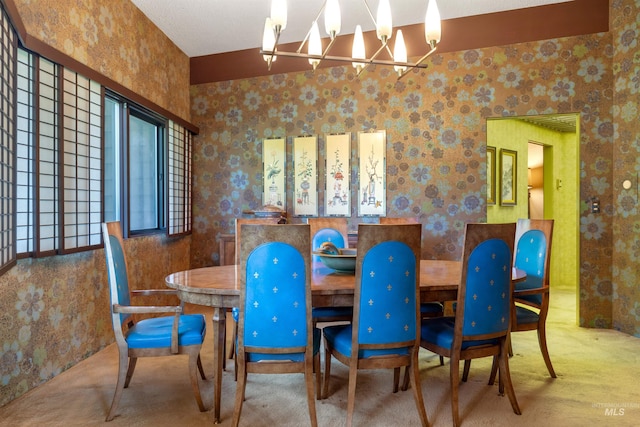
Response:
[[1, 288, 639, 427]]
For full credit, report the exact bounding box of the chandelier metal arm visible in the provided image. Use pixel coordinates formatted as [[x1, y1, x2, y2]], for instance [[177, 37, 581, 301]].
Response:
[[260, 49, 432, 70], [265, 29, 282, 71]]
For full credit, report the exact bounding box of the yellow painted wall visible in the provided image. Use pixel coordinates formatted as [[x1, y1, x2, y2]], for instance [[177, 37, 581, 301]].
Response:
[[487, 117, 579, 291]]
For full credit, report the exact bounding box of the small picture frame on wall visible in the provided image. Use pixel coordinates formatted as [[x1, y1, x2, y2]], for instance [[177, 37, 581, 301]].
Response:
[[487, 146, 496, 205], [500, 148, 517, 206]]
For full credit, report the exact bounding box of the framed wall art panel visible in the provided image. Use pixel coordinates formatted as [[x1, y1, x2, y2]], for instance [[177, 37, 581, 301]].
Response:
[[324, 133, 351, 216], [263, 137, 286, 209], [293, 135, 318, 216], [357, 130, 386, 216]]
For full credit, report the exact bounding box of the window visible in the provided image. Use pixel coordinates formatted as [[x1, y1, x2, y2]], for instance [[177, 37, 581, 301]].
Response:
[[2, 13, 193, 273], [0, 6, 17, 274], [104, 94, 166, 236]]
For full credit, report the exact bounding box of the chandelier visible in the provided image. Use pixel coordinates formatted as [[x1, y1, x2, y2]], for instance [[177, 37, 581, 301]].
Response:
[[260, 0, 442, 79]]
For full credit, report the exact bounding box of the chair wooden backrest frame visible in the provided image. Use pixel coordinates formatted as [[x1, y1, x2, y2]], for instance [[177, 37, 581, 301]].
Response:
[[234, 217, 281, 265], [379, 217, 420, 225], [353, 224, 422, 357], [454, 223, 516, 353], [232, 224, 318, 427], [322, 223, 428, 427], [420, 222, 520, 426]]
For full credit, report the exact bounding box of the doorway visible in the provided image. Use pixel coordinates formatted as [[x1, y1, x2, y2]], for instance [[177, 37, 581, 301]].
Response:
[[487, 113, 580, 301], [528, 143, 544, 219]]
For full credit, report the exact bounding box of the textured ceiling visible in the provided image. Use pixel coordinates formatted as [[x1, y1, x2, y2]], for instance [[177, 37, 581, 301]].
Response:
[[519, 114, 578, 133], [131, 0, 573, 57]]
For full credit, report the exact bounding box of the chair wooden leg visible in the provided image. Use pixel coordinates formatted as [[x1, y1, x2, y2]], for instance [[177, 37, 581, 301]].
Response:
[[123, 357, 137, 388], [197, 355, 206, 380], [462, 359, 471, 382], [231, 357, 247, 427], [401, 365, 410, 391], [393, 367, 400, 393], [304, 358, 319, 427], [488, 354, 499, 385], [322, 343, 332, 399], [314, 351, 322, 400], [450, 355, 462, 427], [106, 351, 129, 421], [498, 340, 521, 415], [188, 350, 206, 412], [537, 324, 557, 378], [409, 352, 429, 427], [345, 361, 358, 427]]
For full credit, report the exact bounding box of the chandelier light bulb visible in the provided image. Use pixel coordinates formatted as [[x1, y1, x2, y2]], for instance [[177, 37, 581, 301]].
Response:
[[376, 0, 392, 42], [351, 24, 365, 70], [393, 29, 407, 74], [270, 0, 287, 32], [308, 21, 322, 68], [425, 0, 441, 45], [324, 0, 341, 39]]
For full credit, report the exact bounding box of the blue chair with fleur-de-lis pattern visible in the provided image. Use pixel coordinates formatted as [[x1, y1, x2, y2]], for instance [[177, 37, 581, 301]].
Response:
[[510, 218, 556, 378], [322, 224, 429, 427], [307, 218, 353, 345], [420, 223, 521, 427], [102, 222, 206, 422], [231, 224, 320, 427]]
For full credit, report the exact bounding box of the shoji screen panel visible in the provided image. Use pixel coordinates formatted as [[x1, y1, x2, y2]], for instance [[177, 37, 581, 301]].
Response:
[[60, 68, 102, 253], [167, 121, 192, 236], [0, 7, 16, 274]]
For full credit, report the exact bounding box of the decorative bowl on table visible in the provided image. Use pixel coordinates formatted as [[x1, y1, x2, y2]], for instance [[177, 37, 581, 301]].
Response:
[[313, 242, 357, 273]]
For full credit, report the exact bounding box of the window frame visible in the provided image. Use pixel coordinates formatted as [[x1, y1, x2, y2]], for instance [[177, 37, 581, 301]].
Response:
[[103, 91, 168, 238]]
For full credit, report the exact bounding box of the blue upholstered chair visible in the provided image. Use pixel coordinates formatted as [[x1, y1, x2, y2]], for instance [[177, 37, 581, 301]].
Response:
[[307, 218, 353, 331], [322, 224, 429, 427], [228, 217, 282, 371], [232, 224, 320, 427], [379, 217, 445, 321], [510, 218, 556, 378], [420, 223, 520, 427], [102, 222, 206, 422]]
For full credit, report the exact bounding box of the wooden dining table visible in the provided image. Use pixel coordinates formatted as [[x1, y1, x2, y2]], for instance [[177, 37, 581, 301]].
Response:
[[164, 260, 525, 423]]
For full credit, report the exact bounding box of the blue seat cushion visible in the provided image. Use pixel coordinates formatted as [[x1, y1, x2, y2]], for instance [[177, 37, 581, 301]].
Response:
[[246, 327, 321, 362], [312, 306, 353, 320], [515, 305, 540, 324], [515, 278, 544, 306], [126, 314, 206, 349], [323, 324, 409, 358], [420, 317, 498, 350]]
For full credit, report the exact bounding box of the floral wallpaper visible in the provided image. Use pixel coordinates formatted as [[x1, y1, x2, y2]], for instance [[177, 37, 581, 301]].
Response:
[[1, 0, 193, 408], [190, 23, 624, 334], [12, 0, 191, 119], [611, 0, 640, 335]]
